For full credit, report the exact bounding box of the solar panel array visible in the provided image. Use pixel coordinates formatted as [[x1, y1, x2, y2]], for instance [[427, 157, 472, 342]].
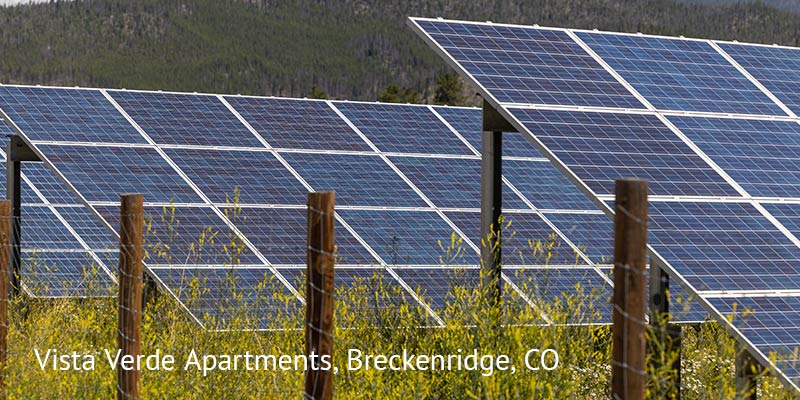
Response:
[[409, 17, 800, 390], [0, 84, 706, 330]]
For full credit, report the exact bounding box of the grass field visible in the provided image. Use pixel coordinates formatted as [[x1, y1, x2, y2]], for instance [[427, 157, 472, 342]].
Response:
[[4, 206, 799, 399]]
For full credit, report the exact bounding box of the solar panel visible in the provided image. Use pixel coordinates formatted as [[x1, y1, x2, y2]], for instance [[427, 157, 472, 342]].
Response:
[[95, 205, 263, 266], [433, 106, 546, 158], [648, 201, 800, 292], [576, 32, 785, 116], [444, 211, 586, 266], [109, 91, 264, 147], [225, 96, 373, 151], [54, 205, 116, 251], [0, 86, 146, 144], [668, 116, 800, 198], [409, 19, 645, 108], [1, 84, 702, 334], [280, 152, 427, 207], [708, 296, 800, 382], [389, 156, 529, 209], [35, 144, 202, 203], [503, 159, 598, 211], [232, 207, 378, 266], [334, 102, 475, 155], [23, 205, 86, 250], [718, 42, 800, 116], [164, 148, 308, 205], [392, 267, 540, 323], [23, 251, 115, 297], [505, 267, 612, 323], [339, 209, 475, 266], [544, 212, 613, 264], [152, 267, 301, 330], [278, 267, 428, 324], [410, 17, 796, 389], [507, 108, 740, 197]]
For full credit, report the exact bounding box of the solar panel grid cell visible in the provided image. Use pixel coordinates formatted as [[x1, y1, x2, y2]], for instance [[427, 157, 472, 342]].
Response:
[[226, 97, 373, 151], [508, 108, 740, 197], [577, 33, 786, 116], [110, 91, 263, 147], [414, 20, 645, 108], [0, 86, 146, 144]]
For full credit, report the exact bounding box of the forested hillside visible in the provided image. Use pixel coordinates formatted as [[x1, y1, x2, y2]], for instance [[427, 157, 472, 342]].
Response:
[[0, 0, 799, 101], [683, 0, 800, 14]]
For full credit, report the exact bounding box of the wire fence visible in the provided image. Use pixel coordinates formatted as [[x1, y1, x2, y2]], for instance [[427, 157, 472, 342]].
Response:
[[0, 189, 791, 399]]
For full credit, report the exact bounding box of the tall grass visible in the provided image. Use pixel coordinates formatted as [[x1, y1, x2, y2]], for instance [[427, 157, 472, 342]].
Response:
[[6, 205, 799, 399]]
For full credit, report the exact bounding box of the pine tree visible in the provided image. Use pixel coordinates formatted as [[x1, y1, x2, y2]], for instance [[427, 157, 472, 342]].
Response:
[[433, 72, 465, 106], [378, 84, 420, 104]]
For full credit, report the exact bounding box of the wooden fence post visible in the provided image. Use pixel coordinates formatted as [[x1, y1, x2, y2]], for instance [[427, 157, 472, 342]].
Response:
[[0, 200, 10, 400], [304, 192, 335, 400], [612, 179, 648, 400], [118, 194, 143, 400]]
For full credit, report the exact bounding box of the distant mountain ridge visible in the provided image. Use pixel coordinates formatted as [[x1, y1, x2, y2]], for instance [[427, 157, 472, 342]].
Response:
[[0, 0, 799, 101]]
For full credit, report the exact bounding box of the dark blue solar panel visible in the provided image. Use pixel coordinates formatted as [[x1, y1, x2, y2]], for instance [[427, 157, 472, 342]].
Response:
[[153, 267, 301, 330], [649, 201, 800, 292], [389, 156, 529, 209], [762, 203, 800, 240], [503, 159, 598, 211], [95, 205, 263, 265], [23, 205, 84, 250], [0, 86, 146, 143], [36, 144, 202, 203], [445, 211, 585, 266], [54, 206, 116, 251], [339, 209, 476, 266], [708, 296, 800, 382], [334, 102, 474, 155], [544, 212, 612, 264], [110, 91, 262, 147], [22, 162, 82, 204], [233, 208, 377, 265], [225, 97, 372, 151], [506, 267, 611, 323], [393, 268, 535, 321], [433, 106, 544, 158], [599, 267, 706, 323], [165, 148, 308, 205], [719, 42, 800, 116], [509, 108, 739, 197], [412, 19, 644, 108], [577, 32, 785, 116], [23, 251, 114, 297], [670, 116, 800, 198], [279, 268, 424, 320], [281, 152, 427, 207]]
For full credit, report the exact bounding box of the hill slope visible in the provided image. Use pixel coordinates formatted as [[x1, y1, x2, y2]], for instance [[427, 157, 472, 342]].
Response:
[[0, 0, 799, 101]]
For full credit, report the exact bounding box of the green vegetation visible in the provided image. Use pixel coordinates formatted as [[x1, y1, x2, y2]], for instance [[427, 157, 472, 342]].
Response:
[[0, 0, 799, 103], [7, 205, 799, 398]]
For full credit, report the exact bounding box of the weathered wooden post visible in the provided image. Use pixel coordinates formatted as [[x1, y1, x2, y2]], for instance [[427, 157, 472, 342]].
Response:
[[0, 200, 10, 400], [612, 179, 648, 400], [118, 194, 143, 400], [304, 191, 335, 400]]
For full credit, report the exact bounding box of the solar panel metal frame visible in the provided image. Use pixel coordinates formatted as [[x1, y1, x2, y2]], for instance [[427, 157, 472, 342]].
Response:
[[409, 16, 800, 391]]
